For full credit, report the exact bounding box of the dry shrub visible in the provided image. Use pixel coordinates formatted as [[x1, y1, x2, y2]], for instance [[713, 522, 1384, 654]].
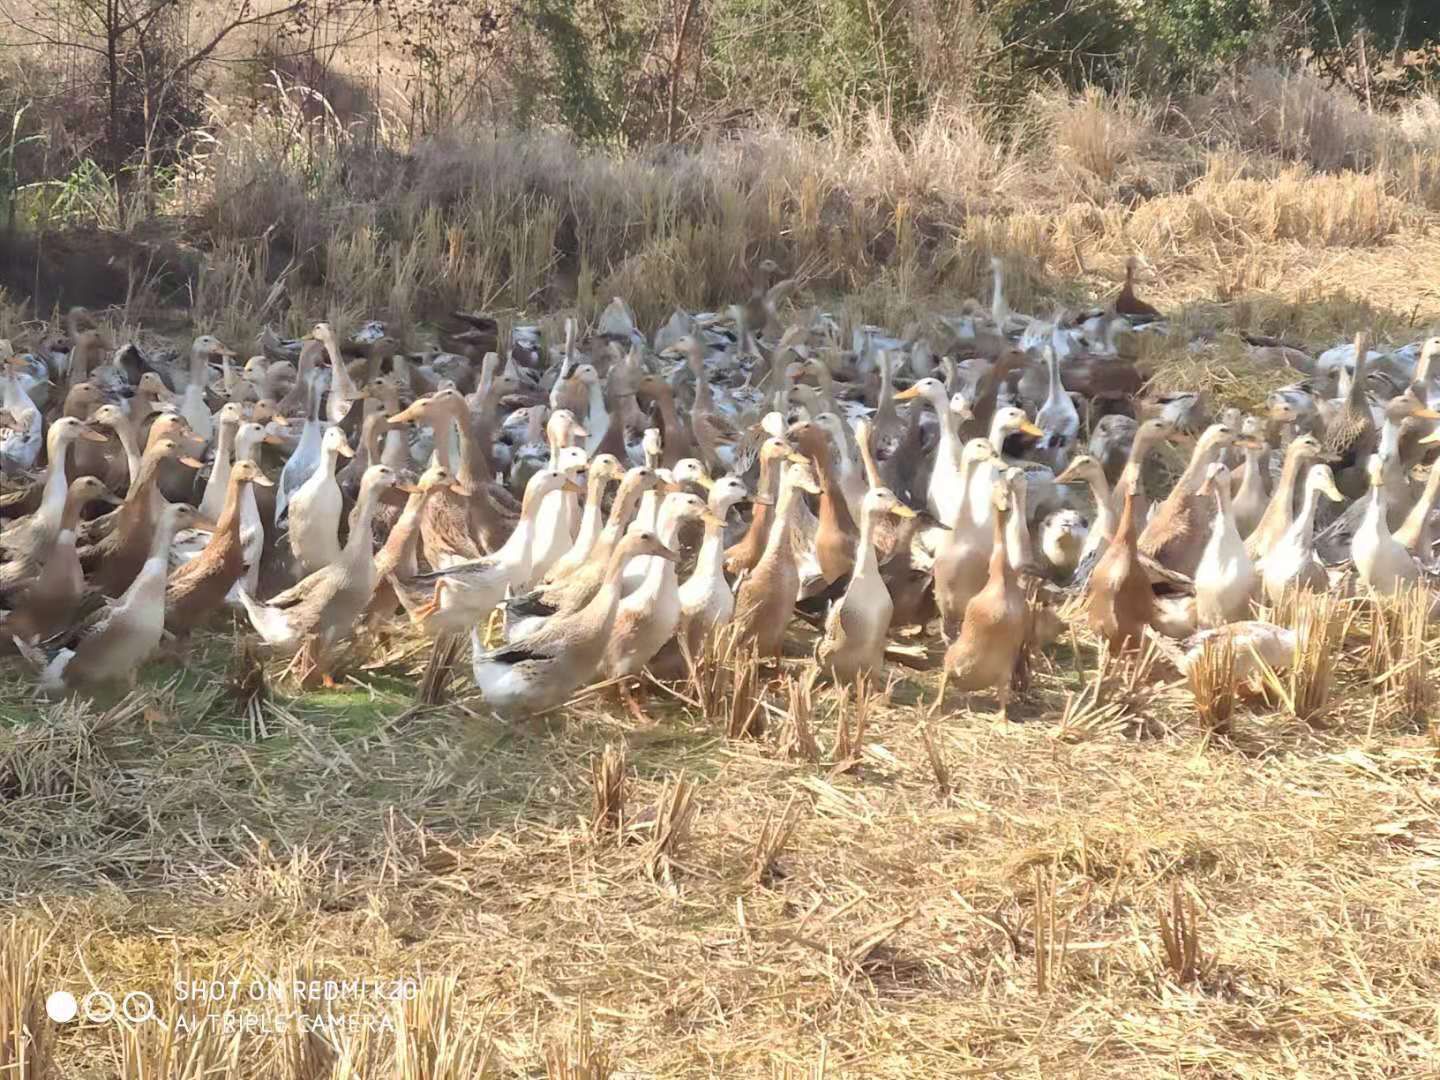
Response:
[[1197, 67, 1379, 173], [1032, 865, 1075, 995], [1189, 631, 1236, 737], [831, 677, 876, 770], [112, 1004, 239, 1079], [1156, 880, 1214, 987], [1264, 590, 1347, 724], [1366, 586, 1434, 730], [545, 1005, 611, 1080], [1033, 87, 1170, 193], [779, 669, 822, 762], [687, 625, 764, 738], [0, 920, 50, 1079], [748, 796, 802, 887], [331, 975, 496, 1079], [642, 775, 697, 886], [590, 744, 628, 837]]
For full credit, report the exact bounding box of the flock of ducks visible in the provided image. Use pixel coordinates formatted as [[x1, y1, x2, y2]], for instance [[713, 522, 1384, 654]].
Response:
[[3, 255, 1440, 720]]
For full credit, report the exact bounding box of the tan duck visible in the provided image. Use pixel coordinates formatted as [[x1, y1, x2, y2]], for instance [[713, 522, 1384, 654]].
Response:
[[399, 466, 586, 638], [818, 486, 916, 684], [1322, 331, 1379, 497], [287, 426, 354, 575], [733, 460, 823, 658], [1052, 453, 1114, 583], [1258, 464, 1343, 604], [389, 388, 512, 561], [80, 436, 205, 596], [0, 418, 109, 597], [600, 492, 721, 679], [1244, 433, 1325, 560], [237, 465, 412, 683], [1085, 465, 1153, 652], [938, 474, 1028, 720], [1138, 421, 1245, 577], [1114, 255, 1161, 320], [0, 476, 120, 647], [934, 439, 1003, 641], [664, 335, 740, 475], [788, 417, 860, 584], [470, 529, 679, 717], [725, 437, 798, 576], [164, 460, 273, 640], [365, 462, 458, 622], [20, 502, 202, 694], [503, 465, 663, 641]]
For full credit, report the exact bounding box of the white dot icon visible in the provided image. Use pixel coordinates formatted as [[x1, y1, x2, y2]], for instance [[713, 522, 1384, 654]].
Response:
[[45, 991, 78, 1023]]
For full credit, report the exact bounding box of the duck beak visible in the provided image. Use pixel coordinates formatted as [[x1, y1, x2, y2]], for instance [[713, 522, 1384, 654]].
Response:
[[389, 401, 426, 424], [890, 503, 918, 519], [336, 443, 355, 458], [1018, 420, 1044, 438], [893, 385, 923, 401], [101, 491, 124, 506], [395, 482, 421, 494], [786, 452, 810, 466], [449, 482, 471, 496], [1054, 463, 1081, 484], [694, 474, 715, 491], [1416, 407, 1440, 420], [251, 474, 276, 487], [179, 456, 205, 469], [655, 542, 682, 563], [571, 424, 589, 440], [701, 511, 726, 528], [262, 433, 287, 446], [1321, 478, 1344, 501], [80, 427, 110, 443], [1234, 437, 1266, 450], [1421, 429, 1440, 445]]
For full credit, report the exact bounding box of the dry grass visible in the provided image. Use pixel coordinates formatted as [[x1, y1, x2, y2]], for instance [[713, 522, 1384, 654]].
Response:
[[0, 601, 1435, 1077]]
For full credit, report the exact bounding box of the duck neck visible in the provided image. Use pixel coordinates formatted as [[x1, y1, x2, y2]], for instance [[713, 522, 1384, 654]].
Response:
[[213, 470, 249, 541], [1291, 484, 1323, 545], [986, 503, 1013, 588], [1044, 350, 1066, 409], [496, 477, 553, 568], [1005, 486, 1031, 569], [1086, 469, 1116, 537], [114, 418, 142, 491], [854, 506, 881, 581], [571, 474, 610, 555], [189, 346, 208, 392], [694, 507, 730, 582], [444, 405, 481, 486], [376, 489, 435, 578], [60, 487, 92, 531], [1176, 438, 1224, 493], [763, 477, 801, 560], [40, 430, 78, 517], [346, 486, 382, 565]]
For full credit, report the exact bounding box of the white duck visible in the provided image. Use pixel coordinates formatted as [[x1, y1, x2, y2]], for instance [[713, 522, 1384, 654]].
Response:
[[1352, 453, 1421, 596], [287, 426, 354, 575], [1194, 462, 1258, 628], [1260, 464, 1344, 604], [676, 475, 750, 658]]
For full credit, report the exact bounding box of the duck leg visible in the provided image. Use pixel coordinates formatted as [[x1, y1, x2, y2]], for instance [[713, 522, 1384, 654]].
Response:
[[996, 683, 1012, 723], [619, 679, 649, 726], [413, 579, 448, 623]]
